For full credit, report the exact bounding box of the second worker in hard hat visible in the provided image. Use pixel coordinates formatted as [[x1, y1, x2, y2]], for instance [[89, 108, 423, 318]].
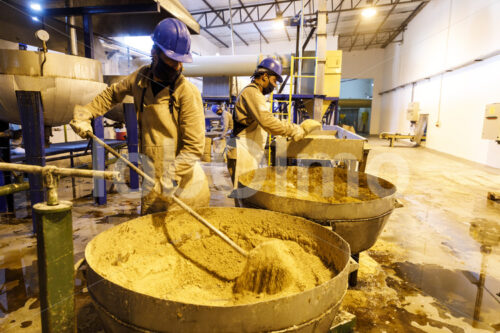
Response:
[[226, 57, 321, 190], [70, 18, 209, 214], [212, 104, 234, 138]]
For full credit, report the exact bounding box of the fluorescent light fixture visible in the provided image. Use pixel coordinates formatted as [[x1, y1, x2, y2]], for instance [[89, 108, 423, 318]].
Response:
[[30, 3, 42, 11], [32, 16, 39, 22], [362, 7, 376, 18], [273, 18, 285, 30]]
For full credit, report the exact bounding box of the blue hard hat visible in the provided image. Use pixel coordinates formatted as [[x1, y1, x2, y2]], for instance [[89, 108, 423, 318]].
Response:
[[151, 18, 192, 63], [211, 105, 220, 113], [258, 57, 283, 82]]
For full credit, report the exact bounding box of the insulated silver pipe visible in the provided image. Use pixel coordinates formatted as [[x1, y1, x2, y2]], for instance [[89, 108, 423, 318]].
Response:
[[184, 54, 291, 77], [66, 0, 78, 55], [0, 163, 119, 181]]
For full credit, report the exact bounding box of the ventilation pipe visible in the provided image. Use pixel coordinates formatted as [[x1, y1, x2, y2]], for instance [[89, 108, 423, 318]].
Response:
[[183, 54, 291, 77]]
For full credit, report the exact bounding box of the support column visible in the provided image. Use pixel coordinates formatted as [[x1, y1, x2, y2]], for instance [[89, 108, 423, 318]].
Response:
[[0, 121, 14, 212], [33, 201, 75, 333], [313, 0, 328, 121], [17, 91, 46, 229], [348, 253, 360, 287], [92, 117, 106, 205], [83, 14, 93, 59], [123, 103, 139, 190]]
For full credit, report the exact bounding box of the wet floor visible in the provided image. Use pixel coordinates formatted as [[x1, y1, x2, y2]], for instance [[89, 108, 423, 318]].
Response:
[[0, 138, 499, 332]]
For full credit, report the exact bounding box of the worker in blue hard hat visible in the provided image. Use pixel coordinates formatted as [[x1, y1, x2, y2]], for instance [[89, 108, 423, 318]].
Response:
[[226, 57, 321, 192], [70, 18, 209, 214], [212, 104, 233, 138]]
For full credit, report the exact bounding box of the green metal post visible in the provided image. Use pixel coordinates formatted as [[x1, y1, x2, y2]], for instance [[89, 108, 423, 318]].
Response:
[[33, 201, 75, 333]]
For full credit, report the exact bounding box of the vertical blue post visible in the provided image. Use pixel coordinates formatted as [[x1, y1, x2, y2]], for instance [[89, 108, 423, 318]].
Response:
[[16, 91, 46, 230], [123, 103, 139, 190], [0, 172, 5, 213], [92, 117, 106, 205], [0, 121, 13, 213], [334, 100, 339, 126], [293, 99, 298, 124]]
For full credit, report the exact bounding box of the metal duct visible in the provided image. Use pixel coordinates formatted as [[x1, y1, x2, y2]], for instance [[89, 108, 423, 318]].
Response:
[[184, 54, 291, 77]]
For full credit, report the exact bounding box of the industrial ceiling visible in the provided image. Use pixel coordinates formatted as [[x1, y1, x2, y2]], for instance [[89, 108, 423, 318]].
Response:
[[0, 0, 200, 55], [0, 0, 430, 54], [179, 0, 430, 51]]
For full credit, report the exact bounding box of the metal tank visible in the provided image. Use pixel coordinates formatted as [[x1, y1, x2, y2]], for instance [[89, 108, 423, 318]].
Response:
[[0, 49, 107, 126], [237, 167, 397, 255], [86, 207, 356, 332]]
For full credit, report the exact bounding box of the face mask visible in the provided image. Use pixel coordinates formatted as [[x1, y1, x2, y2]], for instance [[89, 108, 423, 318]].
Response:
[[152, 58, 180, 84], [262, 82, 275, 95]]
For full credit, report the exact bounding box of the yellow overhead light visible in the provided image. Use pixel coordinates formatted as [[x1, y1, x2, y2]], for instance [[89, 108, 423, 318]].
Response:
[[362, 7, 377, 18], [273, 18, 285, 30]]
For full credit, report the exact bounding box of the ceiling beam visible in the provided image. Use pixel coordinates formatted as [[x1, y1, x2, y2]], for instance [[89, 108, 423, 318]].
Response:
[[201, 27, 229, 48], [338, 29, 399, 49], [364, 0, 399, 49], [201, 0, 249, 46], [196, 0, 426, 30], [332, 0, 345, 36], [237, 0, 269, 43], [382, 0, 428, 48], [40, 3, 160, 16], [348, 0, 363, 52], [192, 0, 425, 17], [275, 0, 290, 41]]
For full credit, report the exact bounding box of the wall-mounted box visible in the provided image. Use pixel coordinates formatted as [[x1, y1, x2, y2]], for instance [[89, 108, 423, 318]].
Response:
[[482, 103, 500, 140]]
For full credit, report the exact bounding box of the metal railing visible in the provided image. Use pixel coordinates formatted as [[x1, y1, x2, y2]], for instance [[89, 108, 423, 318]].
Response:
[[267, 56, 319, 165]]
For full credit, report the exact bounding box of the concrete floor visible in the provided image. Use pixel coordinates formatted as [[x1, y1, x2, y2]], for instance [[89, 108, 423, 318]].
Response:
[[0, 137, 499, 332]]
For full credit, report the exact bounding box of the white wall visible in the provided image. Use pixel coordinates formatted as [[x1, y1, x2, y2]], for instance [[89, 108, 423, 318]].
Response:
[[341, 49, 385, 134], [380, 0, 500, 168]]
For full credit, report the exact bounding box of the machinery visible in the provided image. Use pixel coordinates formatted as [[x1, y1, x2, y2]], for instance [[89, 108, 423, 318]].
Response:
[[482, 103, 500, 144], [233, 127, 394, 287], [482, 103, 500, 200], [0, 162, 120, 332], [379, 102, 428, 147]]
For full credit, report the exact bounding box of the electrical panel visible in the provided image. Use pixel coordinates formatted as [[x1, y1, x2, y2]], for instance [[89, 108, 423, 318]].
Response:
[[482, 103, 500, 141], [324, 50, 342, 98], [406, 102, 420, 122]]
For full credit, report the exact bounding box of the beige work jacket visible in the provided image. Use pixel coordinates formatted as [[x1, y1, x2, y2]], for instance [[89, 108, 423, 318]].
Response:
[[233, 83, 298, 139], [82, 65, 209, 213], [221, 110, 234, 136]]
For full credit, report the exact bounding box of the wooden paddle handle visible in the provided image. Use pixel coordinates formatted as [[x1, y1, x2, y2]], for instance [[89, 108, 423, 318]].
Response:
[[87, 131, 248, 257]]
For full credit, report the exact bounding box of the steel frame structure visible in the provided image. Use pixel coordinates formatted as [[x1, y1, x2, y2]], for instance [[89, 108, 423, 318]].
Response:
[[192, 0, 429, 50]]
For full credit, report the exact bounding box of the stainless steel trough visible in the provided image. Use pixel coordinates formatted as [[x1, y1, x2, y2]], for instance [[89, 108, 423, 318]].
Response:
[[86, 207, 355, 332], [0, 49, 107, 126], [238, 167, 397, 254]]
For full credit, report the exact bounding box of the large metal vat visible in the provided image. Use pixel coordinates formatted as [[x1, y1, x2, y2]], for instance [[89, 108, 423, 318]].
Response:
[[237, 167, 397, 254], [86, 207, 354, 332], [0, 49, 107, 126]]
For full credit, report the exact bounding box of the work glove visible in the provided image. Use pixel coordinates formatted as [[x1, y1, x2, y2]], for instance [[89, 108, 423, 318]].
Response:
[[69, 105, 93, 139], [154, 178, 179, 198], [291, 125, 306, 142], [300, 119, 322, 134]]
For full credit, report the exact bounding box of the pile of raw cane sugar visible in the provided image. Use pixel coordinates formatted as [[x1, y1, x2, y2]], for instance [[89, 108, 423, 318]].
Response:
[[86, 208, 337, 306], [239, 166, 391, 204]]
